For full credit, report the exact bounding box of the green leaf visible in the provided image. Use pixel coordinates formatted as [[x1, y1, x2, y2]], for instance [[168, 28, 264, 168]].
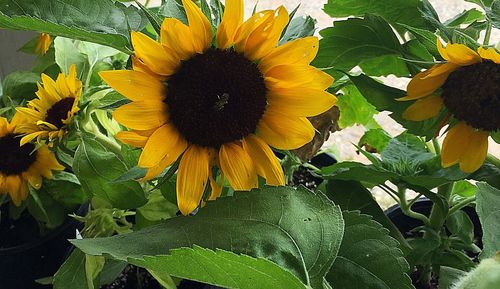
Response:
[[43, 172, 88, 207], [336, 85, 377, 128], [321, 161, 397, 186], [113, 166, 147, 183], [325, 180, 410, 253], [446, 210, 474, 245], [399, 24, 439, 56], [469, 163, 500, 189], [358, 128, 392, 153], [325, 211, 414, 289], [486, 0, 500, 28], [135, 191, 177, 230], [133, 246, 307, 289], [476, 182, 500, 260], [54, 37, 88, 78], [73, 134, 147, 209], [53, 249, 88, 289], [72, 186, 344, 289], [380, 133, 435, 174], [432, 249, 475, 271], [158, 0, 187, 24], [445, 9, 485, 26], [314, 15, 403, 78], [438, 266, 466, 289], [280, 16, 316, 44], [452, 180, 478, 197], [323, 0, 432, 30], [465, 0, 494, 7], [1, 71, 40, 101], [348, 73, 444, 139], [27, 186, 66, 229], [0, 0, 147, 53], [359, 55, 410, 77]]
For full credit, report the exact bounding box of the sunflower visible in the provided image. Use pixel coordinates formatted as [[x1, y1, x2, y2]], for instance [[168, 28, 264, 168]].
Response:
[[100, 0, 336, 215], [35, 33, 52, 55], [400, 40, 499, 173], [0, 114, 64, 206], [16, 64, 82, 145]]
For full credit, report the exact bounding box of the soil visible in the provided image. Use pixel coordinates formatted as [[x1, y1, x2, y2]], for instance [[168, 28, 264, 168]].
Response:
[[101, 265, 163, 289], [291, 166, 323, 190]]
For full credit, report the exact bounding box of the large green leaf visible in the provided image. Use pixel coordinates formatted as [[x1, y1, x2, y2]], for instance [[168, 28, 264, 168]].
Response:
[[476, 182, 500, 260], [73, 134, 147, 209], [325, 180, 410, 253], [53, 249, 88, 289], [336, 85, 377, 128], [323, 0, 433, 30], [1, 71, 40, 101], [314, 15, 403, 78], [134, 246, 307, 289], [0, 0, 147, 53], [72, 186, 344, 289], [326, 211, 414, 289]]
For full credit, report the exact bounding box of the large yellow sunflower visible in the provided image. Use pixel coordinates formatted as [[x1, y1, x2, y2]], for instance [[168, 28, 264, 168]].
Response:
[[400, 40, 499, 173], [16, 64, 82, 145], [100, 0, 336, 215], [35, 33, 52, 55], [0, 114, 64, 206]]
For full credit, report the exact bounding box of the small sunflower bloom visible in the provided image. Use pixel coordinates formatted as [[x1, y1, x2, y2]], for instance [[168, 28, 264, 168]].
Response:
[[100, 0, 337, 215], [0, 114, 64, 206], [35, 33, 52, 55], [400, 40, 499, 173], [16, 64, 82, 145]]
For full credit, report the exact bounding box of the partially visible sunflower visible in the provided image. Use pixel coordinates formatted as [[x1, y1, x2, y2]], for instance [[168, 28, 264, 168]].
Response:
[[35, 33, 52, 55], [400, 40, 499, 173], [16, 64, 82, 145], [100, 0, 336, 214], [0, 114, 64, 206]]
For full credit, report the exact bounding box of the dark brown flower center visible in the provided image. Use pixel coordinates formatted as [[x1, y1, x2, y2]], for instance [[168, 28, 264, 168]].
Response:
[[45, 97, 75, 129], [0, 134, 37, 175], [441, 60, 500, 131], [165, 48, 267, 148]]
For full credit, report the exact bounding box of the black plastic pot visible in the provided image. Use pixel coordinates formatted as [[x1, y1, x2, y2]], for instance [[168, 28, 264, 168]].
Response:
[[0, 205, 85, 289]]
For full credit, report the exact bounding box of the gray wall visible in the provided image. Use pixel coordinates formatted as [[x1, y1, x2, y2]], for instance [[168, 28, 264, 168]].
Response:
[[0, 30, 37, 79]]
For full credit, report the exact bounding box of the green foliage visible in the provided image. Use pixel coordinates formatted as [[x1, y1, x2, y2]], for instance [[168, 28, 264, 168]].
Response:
[[1, 71, 40, 101], [72, 186, 344, 289], [27, 186, 66, 229], [314, 15, 404, 79], [323, 0, 433, 30], [73, 134, 147, 209], [0, 0, 147, 53], [325, 211, 414, 289], [451, 254, 500, 289], [452, 180, 477, 198], [325, 180, 410, 252], [359, 128, 392, 152], [336, 85, 378, 128], [134, 246, 307, 289], [53, 249, 89, 289], [476, 183, 500, 260], [280, 16, 316, 44]]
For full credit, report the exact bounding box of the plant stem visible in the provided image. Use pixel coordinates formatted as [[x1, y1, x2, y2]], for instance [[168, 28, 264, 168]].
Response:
[[448, 196, 476, 216], [144, 0, 151, 7], [397, 186, 430, 225], [432, 138, 441, 155], [379, 185, 400, 203], [486, 153, 500, 169], [484, 23, 492, 46], [426, 183, 453, 232]]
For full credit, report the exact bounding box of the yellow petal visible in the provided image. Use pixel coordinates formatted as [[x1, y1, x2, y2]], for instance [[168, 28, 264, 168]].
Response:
[[41, 74, 63, 100], [259, 36, 319, 73], [177, 145, 210, 215], [66, 64, 81, 96], [437, 39, 449, 60], [234, 10, 273, 53], [445, 42, 481, 66], [20, 131, 47, 146], [460, 129, 489, 173], [478, 46, 500, 64], [244, 6, 289, 60], [56, 73, 70, 97], [112, 101, 168, 130], [6, 175, 23, 206], [28, 174, 43, 190], [421, 62, 459, 79], [131, 31, 179, 76], [182, 0, 213, 52], [243, 134, 284, 186], [267, 87, 336, 117], [139, 123, 187, 168], [257, 112, 315, 150], [398, 65, 450, 101], [160, 18, 197, 60], [216, 0, 243, 49], [208, 172, 223, 200], [265, 65, 334, 90], [115, 130, 150, 147], [441, 122, 473, 167], [99, 70, 165, 102], [219, 142, 258, 191], [402, 95, 443, 121]]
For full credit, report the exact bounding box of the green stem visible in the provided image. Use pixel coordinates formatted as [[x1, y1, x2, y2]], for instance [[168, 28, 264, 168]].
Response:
[[144, 0, 151, 7], [426, 183, 453, 232], [432, 138, 441, 155], [484, 23, 492, 46], [448, 196, 476, 216], [486, 153, 500, 169], [398, 186, 430, 225], [379, 185, 400, 203]]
